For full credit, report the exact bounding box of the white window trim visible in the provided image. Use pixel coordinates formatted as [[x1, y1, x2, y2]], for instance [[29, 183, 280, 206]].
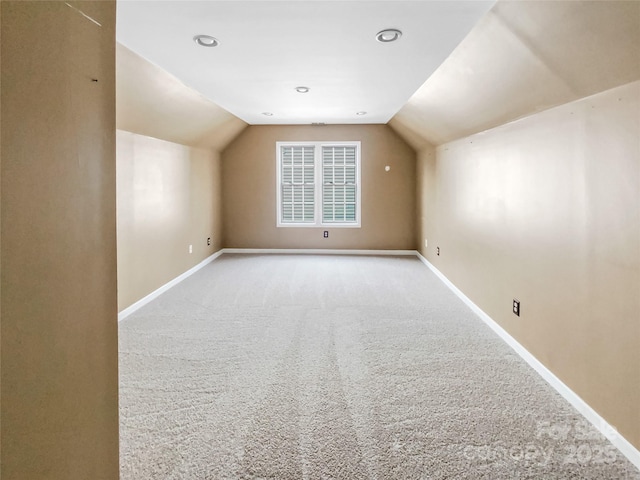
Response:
[[276, 141, 361, 228]]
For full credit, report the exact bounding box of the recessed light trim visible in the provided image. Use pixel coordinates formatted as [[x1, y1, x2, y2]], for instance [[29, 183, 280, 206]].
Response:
[[356, 111, 367, 116], [193, 34, 219, 47], [262, 112, 274, 116], [376, 28, 402, 43], [295, 86, 310, 93]]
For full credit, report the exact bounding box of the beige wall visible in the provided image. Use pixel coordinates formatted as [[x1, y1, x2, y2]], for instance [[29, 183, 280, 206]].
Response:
[[222, 124, 416, 250], [116, 43, 247, 151], [1, 2, 119, 478], [115, 43, 244, 311], [416, 81, 640, 449], [117, 131, 223, 310], [415, 143, 437, 255], [390, 0, 640, 147], [0, 0, 3, 465]]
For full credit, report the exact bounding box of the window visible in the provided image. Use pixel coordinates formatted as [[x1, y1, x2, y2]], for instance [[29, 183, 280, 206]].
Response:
[[277, 141, 361, 227]]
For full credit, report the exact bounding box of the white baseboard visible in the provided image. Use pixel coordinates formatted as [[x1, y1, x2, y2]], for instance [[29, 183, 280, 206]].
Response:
[[118, 250, 224, 321], [415, 252, 640, 470], [221, 248, 417, 256]]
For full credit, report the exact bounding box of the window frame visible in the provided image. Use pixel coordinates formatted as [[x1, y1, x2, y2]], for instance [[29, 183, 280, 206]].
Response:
[[276, 141, 361, 228]]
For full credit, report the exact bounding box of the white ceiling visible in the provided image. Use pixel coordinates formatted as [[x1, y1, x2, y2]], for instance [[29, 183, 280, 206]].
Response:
[[390, 0, 640, 146], [116, 1, 494, 126]]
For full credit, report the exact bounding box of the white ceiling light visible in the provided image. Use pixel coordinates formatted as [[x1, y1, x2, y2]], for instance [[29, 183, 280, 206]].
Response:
[[356, 111, 367, 116], [376, 28, 402, 43], [295, 86, 310, 93], [193, 34, 219, 47], [262, 112, 273, 116]]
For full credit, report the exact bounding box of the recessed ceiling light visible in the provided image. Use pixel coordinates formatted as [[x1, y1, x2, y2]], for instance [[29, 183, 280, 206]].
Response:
[[356, 111, 367, 116], [193, 34, 219, 47], [295, 86, 310, 93], [376, 28, 402, 43], [262, 112, 273, 116]]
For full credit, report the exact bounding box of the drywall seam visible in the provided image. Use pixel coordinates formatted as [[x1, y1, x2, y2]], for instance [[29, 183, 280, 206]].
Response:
[[118, 249, 224, 321], [415, 252, 640, 470]]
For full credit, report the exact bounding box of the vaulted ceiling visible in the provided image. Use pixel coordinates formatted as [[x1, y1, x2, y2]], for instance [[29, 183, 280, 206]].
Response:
[[116, 43, 247, 150], [390, 0, 640, 148], [116, 1, 640, 150], [117, 0, 494, 126]]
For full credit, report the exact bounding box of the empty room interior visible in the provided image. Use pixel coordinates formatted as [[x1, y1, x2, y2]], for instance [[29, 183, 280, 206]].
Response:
[[1, 0, 639, 478]]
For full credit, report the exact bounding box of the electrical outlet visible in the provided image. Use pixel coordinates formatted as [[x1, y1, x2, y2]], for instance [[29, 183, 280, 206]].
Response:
[[513, 299, 520, 317], [437, 246, 440, 256], [189, 244, 193, 254], [207, 237, 211, 246], [425, 239, 428, 248], [323, 231, 329, 238]]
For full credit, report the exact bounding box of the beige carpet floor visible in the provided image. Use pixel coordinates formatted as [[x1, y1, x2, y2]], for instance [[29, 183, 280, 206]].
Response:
[[119, 254, 639, 479]]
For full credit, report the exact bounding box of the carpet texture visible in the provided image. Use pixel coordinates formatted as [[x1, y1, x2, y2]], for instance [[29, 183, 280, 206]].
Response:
[[119, 254, 639, 479]]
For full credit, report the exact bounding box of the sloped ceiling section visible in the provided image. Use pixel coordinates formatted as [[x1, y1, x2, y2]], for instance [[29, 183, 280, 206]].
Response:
[[390, 0, 640, 147], [116, 1, 494, 126], [116, 43, 247, 150]]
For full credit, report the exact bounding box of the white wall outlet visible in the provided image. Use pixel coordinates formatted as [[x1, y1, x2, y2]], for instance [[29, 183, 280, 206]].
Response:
[[425, 239, 428, 248], [189, 244, 193, 254]]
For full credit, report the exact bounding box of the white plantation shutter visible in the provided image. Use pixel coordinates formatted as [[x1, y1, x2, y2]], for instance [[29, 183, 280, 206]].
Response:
[[277, 141, 360, 227], [280, 145, 315, 223], [322, 146, 357, 223]]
